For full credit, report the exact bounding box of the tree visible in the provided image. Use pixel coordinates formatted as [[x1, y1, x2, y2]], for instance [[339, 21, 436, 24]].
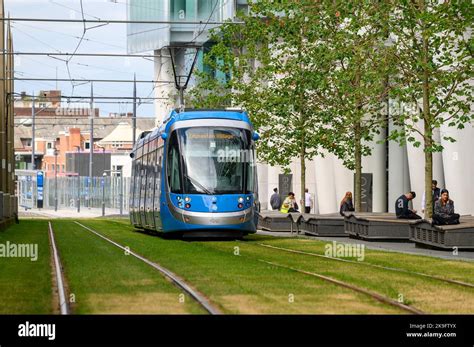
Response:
[[388, 0, 473, 217], [315, 1, 395, 212], [190, 1, 335, 205]]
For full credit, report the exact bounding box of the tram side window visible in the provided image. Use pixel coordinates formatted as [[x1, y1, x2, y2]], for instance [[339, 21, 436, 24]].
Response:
[[135, 153, 142, 209], [167, 132, 182, 193], [154, 146, 163, 208], [147, 148, 155, 209], [246, 144, 256, 193]]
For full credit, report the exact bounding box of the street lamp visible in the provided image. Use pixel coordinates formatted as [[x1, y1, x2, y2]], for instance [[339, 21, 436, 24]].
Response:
[[54, 148, 59, 212]]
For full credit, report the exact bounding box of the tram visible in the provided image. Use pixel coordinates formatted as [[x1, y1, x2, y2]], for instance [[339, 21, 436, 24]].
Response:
[[129, 109, 260, 237]]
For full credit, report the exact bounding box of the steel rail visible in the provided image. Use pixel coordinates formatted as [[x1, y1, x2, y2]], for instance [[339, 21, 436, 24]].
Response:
[[257, 243, 474, 289], [74, 222, 222, 315], [259, 258, 425, 314], [48, 221, 70, 315]]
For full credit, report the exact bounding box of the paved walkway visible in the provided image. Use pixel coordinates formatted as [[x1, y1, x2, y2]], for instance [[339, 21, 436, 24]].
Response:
[[19, 207, 128, 219], [257, 230, 474, 261]]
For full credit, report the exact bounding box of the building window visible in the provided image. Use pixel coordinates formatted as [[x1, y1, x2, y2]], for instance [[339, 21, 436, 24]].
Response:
[[85, 141, 90, 150], [47, 142, 52, 149], [62, 165, 65, 172]]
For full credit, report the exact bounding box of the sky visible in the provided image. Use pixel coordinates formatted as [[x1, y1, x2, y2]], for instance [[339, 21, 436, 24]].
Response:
[[6, 0, 156, 117]]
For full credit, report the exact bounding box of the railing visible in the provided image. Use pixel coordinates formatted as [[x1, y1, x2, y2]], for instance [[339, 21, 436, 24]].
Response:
[[18, 175, 131, 211]]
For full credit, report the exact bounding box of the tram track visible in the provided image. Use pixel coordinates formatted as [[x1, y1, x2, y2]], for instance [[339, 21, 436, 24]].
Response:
[[257, 258, 425, 314], [256, 243, 474, 289], [73, 221, 222, 315], [48, 221, 70, 315]]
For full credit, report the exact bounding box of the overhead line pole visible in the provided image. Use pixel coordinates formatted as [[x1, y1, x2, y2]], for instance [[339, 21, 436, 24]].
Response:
[[0, 0, 4, 193], [132, 74, 136, 146], [88, 83, 93, 209], [31, 92, 35, 170]]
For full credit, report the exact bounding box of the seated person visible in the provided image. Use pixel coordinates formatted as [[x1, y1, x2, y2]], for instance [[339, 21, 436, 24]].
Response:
[[339, 191, 355, 216], [432, 189, 460, 225], [395, 191, 422, 219], [280, 192, 299, 213]]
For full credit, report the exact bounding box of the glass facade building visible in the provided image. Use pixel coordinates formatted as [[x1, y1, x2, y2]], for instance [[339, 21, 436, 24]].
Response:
[[127, 0, 241, 53]]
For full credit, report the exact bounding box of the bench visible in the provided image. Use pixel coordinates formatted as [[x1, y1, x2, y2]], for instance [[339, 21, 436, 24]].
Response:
[[258, 211, 298, 232], [299, 213, 346, 237], [345, 213, 419, 240], [409, 216, 474, 250]]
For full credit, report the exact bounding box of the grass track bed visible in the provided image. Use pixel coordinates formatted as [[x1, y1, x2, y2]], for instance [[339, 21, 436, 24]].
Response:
[[79, 219, 410, 314], [52, 220, 204, 314], [0, 220, 52, 314]]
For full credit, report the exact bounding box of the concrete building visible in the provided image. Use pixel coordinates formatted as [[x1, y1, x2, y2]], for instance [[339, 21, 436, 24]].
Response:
[[127, 1, 474, 216], [14, 93, 156, 176], [127, 0, 246, 120]]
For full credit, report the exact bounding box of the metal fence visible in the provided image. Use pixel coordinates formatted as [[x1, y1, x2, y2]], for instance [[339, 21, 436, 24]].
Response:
[[18, 174, 131, 212]]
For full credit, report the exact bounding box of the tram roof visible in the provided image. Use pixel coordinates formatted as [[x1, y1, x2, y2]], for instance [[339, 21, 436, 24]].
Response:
[[164, 109, 251, 125]]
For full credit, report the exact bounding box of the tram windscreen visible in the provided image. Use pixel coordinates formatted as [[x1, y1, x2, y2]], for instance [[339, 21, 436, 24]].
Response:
[[178, 127, 254, 195]]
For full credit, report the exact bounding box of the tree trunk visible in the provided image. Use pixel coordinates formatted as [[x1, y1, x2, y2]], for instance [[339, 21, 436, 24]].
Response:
[[354, 120, 362, 212], [300, 113, 306, 212], [421, 11, 433, 218], [354, 67, 363, 212]]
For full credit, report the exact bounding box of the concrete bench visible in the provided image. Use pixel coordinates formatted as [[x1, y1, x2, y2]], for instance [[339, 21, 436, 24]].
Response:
[[299, 213, 346, 237], [345, 213, 419, 240], [409, 216, 474, 250], [258, 211, 298, 232]]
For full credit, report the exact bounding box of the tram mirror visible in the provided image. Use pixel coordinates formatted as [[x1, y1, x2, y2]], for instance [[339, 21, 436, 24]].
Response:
[[252, 132, 260, 141], [129, 152, 135, 158], [161, 133, 168, 140]]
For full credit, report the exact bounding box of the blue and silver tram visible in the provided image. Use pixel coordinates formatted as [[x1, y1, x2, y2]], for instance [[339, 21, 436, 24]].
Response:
[[129, 109, 260, 236]]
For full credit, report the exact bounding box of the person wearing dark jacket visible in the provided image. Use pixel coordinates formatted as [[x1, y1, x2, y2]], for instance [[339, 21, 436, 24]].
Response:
[[395, 191, 422, 219], [432, 189, 460, 225], [339, 191, 355, 216], [270, 188, 282, 211]]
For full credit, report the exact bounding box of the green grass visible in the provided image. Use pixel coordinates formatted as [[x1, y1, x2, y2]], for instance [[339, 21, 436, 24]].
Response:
[[0, 220, 53, 314], [82, 219, 474, 314], [248, 235, 474, 284], [199, 237, 474, 313], [5, 218, 472, 314], [76, 219, 407, 314], [52, 220, 205, 314]]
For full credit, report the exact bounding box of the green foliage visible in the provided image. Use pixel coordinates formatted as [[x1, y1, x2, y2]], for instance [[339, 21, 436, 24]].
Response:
[[389, 0, 474, 150], [190, 0, 335, 169]]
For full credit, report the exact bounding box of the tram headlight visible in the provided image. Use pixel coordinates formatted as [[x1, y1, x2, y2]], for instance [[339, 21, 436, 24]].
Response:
[[238, 203, 244, 209], [185, 203, 191, 209], [238, 197, 244, 203], [184, 196, 191, 202]]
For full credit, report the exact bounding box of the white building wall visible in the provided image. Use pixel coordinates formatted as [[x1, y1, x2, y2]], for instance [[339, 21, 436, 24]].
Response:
[[332, 156, 353, 213], [388, 121, 411, 213], [314, 153, 337, 213], [440, 123, 474, 215], [362, 133, 387, 212], [111, 154, 132, 177], [257, 121, 473, 215], [154, 49, 175, 124]]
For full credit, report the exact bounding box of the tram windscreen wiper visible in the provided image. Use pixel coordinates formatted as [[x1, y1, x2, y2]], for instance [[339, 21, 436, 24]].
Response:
[[184, 173, 214, 195]]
